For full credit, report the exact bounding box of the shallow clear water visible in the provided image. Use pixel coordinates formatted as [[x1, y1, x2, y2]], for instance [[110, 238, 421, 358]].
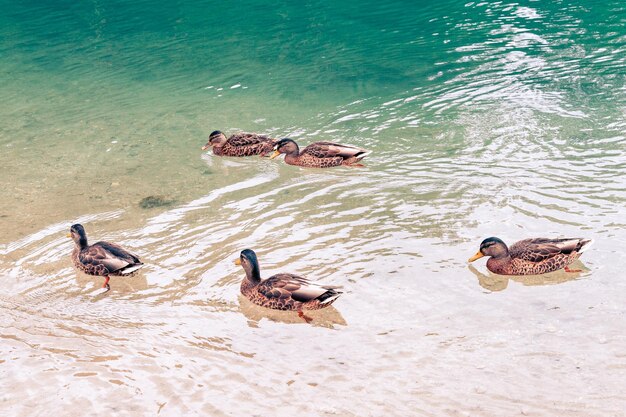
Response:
[[1, 1, 626, 415]]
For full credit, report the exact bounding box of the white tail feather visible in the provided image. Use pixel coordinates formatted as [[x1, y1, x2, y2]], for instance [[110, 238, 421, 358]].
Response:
[[121, 264, 144, 274], [579, 239, 594, 253], [321, 293, 342, 304]]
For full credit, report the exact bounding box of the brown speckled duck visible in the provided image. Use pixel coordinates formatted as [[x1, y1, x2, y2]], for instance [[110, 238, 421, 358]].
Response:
[[202, 130, 276, 157], [269, 138, 371, 168], [468, 237, 593, 275], [68, 224, 144, 291], [235, 249, 342, 322]]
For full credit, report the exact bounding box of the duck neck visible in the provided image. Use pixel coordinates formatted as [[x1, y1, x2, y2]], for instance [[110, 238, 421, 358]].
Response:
[[212, 145, 224, 155], [244, 261, 261, 284], [76, 236, 88, 250], [283, 144, 300, 164], [487, 255, 512, 274]]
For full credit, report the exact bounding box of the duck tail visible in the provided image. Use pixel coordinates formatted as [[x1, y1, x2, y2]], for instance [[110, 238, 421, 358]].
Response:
[[317, 289, 342, 305], [121, 263, 144, 274], [577, 239, 594, 253], [356, 149, 372, 160]]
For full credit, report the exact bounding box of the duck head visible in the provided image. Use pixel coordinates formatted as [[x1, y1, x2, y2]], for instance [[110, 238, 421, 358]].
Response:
[[202, 130, 227, 150], [468, 237, 509, 262], [68, 224, 88, 248], [270, 138, 299, 159], [234, 249, 261, 283]]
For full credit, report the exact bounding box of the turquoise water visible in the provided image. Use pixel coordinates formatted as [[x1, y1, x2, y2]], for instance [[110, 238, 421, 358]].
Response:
[[1, 1, 626, 416], [2, 0, 625, 236]]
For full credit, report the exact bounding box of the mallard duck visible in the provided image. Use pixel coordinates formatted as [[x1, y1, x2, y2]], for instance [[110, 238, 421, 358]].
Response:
[[234, 249, 342, 321], [468, 237, 593, 275], [269, 138, 371, 168], [68, 224, 144, 291], [202, 130, 276, 157]]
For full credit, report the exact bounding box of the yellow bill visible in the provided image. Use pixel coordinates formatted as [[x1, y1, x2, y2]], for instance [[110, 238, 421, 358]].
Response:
[[234, 258, 241, 265], [468, 251, 484, 262], [66, 233, 72, 238], [269, 150, 280, 159]]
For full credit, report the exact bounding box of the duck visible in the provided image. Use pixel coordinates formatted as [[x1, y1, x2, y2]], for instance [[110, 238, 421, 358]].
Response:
[[202, 130, 276, 157], [68, 224, 144, 291], [468, 237, 593, 275], [234, 249, 342, 321], [269, 138, 371, 168]]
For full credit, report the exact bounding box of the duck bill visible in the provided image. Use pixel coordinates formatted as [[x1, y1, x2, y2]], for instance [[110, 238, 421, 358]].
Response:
[[201, 143, 212, 151], [468, 251, 484, 262], [66, 233, 72, 238], [269, 150, 280, 159], [234, 258, 241, 266]]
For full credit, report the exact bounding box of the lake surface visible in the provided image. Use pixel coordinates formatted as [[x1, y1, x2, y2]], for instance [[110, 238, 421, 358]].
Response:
[[1, 1, 625, 415]]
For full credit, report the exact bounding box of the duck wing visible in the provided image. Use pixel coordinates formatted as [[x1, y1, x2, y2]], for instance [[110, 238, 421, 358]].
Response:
[[509, 238, 590, 262], [80, 241, 142, 273], [303, 142, 369, 159], [229, 133, 275, 147], [258, 273, 341, 303]]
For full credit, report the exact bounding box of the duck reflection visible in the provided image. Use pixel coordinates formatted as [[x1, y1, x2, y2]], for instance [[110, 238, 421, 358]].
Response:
[[238, 295, 347, 328], [468, 261, 588, 292], [72, 270, 149, 297]]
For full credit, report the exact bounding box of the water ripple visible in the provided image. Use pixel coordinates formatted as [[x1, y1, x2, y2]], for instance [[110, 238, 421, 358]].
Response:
[[2, 1, 626, 415]]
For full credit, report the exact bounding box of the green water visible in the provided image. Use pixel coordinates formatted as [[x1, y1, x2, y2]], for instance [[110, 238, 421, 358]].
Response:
[[3, 1, 624, 132], [2, 0, 625, 238], [1, 1, 626, 416]]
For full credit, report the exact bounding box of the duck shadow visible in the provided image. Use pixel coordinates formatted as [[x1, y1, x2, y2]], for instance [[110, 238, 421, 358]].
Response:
[[467, 261, 589, 292], [237, 295, 347, 328]]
